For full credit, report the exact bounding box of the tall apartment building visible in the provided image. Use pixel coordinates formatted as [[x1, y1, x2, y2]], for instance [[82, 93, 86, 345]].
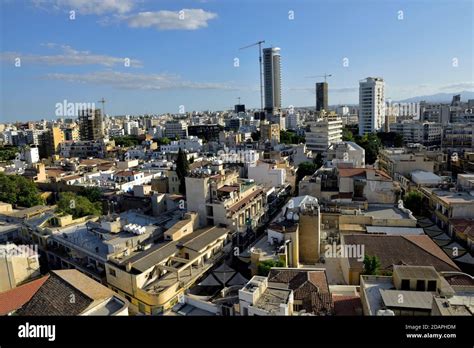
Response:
[[359, 77, 385, 135], [263, 47, 282, 115], [305, 114, 342, 154], [316, 82, 328, 111], [79, 109, 104, 141]]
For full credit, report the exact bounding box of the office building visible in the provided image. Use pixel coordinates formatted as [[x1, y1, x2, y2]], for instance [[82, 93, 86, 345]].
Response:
[[316, 82, 328, 111]]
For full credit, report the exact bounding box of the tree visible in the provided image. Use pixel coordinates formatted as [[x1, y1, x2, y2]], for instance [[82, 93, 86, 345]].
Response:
[[111, 135, 140, 147], [251, 131, 261, 142], [79, 187, 102, 202], [257, 259, 285, 276], [156, 137, 171, 146], [176, 148, 189, 195], [314, 153, 324, 169], [403, 191, 423, 215], [56, 192, 102, 219], [355, 133, 381, 165], [296, 161, 317, 183], [342, 128, 354, 142], [362, 255, 381, 275], [280, 130, 305, 144], [0, 173, 44, 207], [394, 133, 404, 147]]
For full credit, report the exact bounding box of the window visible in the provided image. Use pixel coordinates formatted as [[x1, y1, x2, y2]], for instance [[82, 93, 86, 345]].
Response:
[[427, 280, 437, 292], [108, 268, 116, 277], [416, 280, 425, 291], [401, 279, 410, 290]]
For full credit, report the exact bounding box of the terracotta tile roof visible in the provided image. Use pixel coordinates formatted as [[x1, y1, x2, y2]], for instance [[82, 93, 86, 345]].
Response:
[[268, 269, 333, 315], [332, 295, 362, 316], [343, 234, 460, 272], [338, 168, 366, 178], [0, 276, 49, 315], [15, 273, 93, 316]]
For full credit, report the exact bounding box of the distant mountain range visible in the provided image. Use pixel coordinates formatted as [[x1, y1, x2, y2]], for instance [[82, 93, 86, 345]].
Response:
[[397, 91, 474, 103]]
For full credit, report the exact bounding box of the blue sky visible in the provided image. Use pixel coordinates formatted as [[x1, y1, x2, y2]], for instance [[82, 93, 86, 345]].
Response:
[[1, 0, 473, 122]]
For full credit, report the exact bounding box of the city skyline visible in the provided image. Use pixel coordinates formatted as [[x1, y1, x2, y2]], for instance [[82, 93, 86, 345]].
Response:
[[1, 0, 473, 122]]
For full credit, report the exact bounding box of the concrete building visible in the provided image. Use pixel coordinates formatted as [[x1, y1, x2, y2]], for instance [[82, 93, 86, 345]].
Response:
[[305, 115, 342, 154], [0, 243, 41, 292], [378, 148, 435, 178], [79, 109, 104, 141], [185, 165, 266, 235], [239, 275, 293, 316], [326, 141, 365, 168], [263, 47, 282, 114], [316, 82, 328, 111], [260, 121, 280, 143], [24, 146, 40, 165], [248, 161, 286, 188], [359, 77, 385, 135], [164, 121, 188, 139]]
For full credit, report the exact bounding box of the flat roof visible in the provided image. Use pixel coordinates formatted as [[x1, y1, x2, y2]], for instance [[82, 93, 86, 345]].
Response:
[[366, 226, 424, 235], [393, 265, 439, 280], [364, 204, 410, 220], [380, 289, 433, 310], [254, 287, 292, 313]]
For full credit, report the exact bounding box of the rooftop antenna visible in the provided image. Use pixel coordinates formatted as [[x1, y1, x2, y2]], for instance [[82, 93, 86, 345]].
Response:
[[240, 40, 265, 112]]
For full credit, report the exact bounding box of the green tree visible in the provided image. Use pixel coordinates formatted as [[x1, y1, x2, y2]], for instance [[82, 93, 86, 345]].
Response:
[[342, 128, 354, 142], [314, 153, 324, 169], [79, 187, 102, 202], [176, 148, 189, 195], [0, 173, 44, 207], [403, 191, 423, 215], [112, 136, 140, 148], [394, 133, 404, 147], [296, 161, 317, 183], [56, 192, 102, 219], [156, 137, 171, 146], [362, 255, 381, 275], [355, 133, 381, 165], [257, 259, 285, 276]]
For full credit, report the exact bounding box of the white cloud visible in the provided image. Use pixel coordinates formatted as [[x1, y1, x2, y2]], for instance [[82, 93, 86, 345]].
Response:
[[32, 0, 135, 15], [0, 44, 142, 67], [42, 70, 236, 90], [121, 9, 217, 30]]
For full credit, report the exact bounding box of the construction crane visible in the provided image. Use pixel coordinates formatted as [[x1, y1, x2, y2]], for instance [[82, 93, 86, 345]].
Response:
[[240, 40, 265, 111], [97, 98, 106, 116], [306, 73, 333, 83]]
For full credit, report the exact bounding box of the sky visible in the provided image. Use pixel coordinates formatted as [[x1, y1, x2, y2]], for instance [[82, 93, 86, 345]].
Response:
[[0, 0, 473, 122]]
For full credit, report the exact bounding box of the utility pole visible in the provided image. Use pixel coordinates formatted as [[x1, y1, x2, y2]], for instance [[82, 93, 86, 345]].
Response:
[[240, 40, 265, 112]]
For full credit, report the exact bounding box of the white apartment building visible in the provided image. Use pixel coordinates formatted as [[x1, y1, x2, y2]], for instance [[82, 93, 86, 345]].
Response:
[[305, 115, 342, 154], [326, 141, 365, 168], [24, 146, 40, 165], [389, 121, 442, 146], [160, 136, 203, 153], [359, 77, 385, 135], [248, 161, 286, 188]]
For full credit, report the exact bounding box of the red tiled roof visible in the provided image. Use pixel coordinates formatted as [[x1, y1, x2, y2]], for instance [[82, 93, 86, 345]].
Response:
[[332, 295, 362, 316], [0, 276, 49, 315]]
